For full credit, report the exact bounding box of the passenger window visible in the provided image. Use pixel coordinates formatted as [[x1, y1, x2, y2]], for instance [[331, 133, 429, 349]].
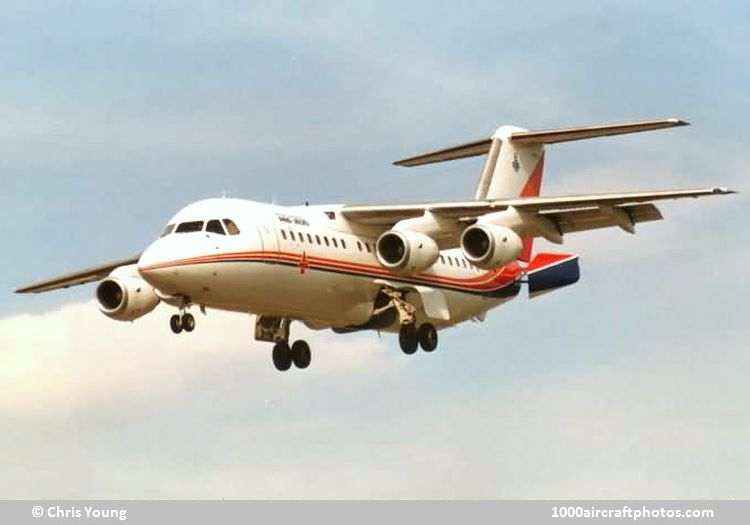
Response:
[[222, 219, 240, 235], [298, 232, 304, 243], [290, 231, 296, 241], [175, 221, 204, 233], [206, 219, 226, 235], [332, 238, 338, 248], [315, 235, 321, 245], [281, 230, 287, 240], [439, 255, 445, 264], [160, 224, 175, 237], [448, 257, 453, 266], [357, 241, 362, 252], [307, 233, 313, 244], [365, 243, 371, 253], [324, 237, 330, 247], [341, 239, 347, 249]]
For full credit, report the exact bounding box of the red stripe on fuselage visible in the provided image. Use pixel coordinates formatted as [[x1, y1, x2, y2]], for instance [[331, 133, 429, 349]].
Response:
[[138, 250, 522, 292]]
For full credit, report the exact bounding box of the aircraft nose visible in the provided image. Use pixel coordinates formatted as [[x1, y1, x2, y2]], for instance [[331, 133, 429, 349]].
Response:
[[137, 238, 182, 292], [137, 240, 167, 273]]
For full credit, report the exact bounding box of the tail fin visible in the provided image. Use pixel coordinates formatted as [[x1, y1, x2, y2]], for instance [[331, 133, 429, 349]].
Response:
[[479, 126, 546, 261], [526, 253, 580, 298]]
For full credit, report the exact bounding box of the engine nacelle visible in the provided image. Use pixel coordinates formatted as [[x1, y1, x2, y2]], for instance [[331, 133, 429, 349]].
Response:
[[96, 272, 159, 322], [375, 230, 439, 275], [460, 223, 523, 269]]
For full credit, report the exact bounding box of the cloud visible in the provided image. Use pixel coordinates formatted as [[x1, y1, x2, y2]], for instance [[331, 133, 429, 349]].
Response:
[[1, 288, 749, 498], [0, 301, 394, 418]]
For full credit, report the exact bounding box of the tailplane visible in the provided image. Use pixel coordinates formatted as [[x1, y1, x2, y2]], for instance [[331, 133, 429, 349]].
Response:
[[393, 118, 687, 200], [393, 118, 688, 262]]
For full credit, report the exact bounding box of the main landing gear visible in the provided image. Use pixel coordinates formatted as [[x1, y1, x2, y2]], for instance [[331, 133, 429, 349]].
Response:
[[170, 312, 195, 334], [271, 340, 312, 371], [379, 286, 440, 355], [256, 315, 312, 372], [398, 322, 438, 354]]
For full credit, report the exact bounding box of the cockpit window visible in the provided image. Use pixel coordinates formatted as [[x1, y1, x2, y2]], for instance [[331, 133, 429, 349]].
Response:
[[222, 218, 240, 235], [206, 219, 226, 235], [160, 224, 175, 237], [175, 221, 204, 233]]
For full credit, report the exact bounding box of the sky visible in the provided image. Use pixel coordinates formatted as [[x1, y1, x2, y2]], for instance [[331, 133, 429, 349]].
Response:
[[1, 0, 748, 499]]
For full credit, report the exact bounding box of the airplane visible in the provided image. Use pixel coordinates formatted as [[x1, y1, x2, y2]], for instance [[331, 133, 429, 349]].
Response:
[[15, 118, 734, 371]]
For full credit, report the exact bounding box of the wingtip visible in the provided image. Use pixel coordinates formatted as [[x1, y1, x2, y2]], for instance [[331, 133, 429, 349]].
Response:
[[669, 118, 690, 127]]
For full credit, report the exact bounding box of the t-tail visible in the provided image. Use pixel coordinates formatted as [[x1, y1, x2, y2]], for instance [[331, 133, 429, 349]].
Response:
[[393, 118, 688, 262]]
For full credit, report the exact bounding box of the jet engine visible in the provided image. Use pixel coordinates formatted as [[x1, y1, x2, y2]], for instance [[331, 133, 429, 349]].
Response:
[[375, 230, 439, 275], [460, 223, 523, 269], [95, 267, 159, 321]]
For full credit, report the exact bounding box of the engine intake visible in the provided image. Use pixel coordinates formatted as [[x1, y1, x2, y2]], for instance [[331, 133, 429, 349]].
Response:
[[376, 230, 439, 275], [96, 276, 159, 321], [460, 223, 522, 269]]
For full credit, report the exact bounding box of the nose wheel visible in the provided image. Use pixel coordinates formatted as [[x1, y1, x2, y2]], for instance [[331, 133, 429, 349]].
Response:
[[169, 312, 196, 334]]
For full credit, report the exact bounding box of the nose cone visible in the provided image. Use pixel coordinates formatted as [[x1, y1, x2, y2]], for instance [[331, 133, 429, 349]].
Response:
[[137, 238, 184, 291], [138, 234, 212, 294], [137, 239, 170, 273]]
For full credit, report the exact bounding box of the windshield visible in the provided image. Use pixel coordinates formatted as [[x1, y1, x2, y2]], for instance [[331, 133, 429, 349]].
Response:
[[160, 224, 175, 237], [175, 221, 204, 233]]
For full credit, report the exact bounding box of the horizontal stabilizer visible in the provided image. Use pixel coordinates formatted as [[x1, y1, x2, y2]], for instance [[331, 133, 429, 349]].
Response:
[[510, 118, 688, 145], [393, 137, 492, 167], [393, 118, 687, 167], [526, 253, 580, 298]]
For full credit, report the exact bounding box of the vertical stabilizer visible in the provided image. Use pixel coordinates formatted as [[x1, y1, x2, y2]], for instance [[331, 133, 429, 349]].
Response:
[[479, 126, 546, 200], [477, 126, 546, 261]]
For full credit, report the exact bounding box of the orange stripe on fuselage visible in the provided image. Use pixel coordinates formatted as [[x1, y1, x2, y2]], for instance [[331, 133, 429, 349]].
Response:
[[138, 250, 522, 292]]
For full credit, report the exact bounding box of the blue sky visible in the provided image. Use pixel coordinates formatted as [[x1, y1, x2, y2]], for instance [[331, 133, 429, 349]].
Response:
[[1, 1, 748, 498]]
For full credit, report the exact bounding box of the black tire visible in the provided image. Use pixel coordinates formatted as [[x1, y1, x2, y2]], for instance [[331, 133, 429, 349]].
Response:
[[272, 342, 293, 371], [291, 340, 312, 369], [182, 312, 195, 332], [418, 323, 438, 352], [399, 324, 418, 355], [170, 314, 183, 334]]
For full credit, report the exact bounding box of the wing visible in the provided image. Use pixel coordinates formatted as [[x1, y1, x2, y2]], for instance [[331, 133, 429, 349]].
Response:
[[15, 254, 142, 294], [341, 187, 734, 240]]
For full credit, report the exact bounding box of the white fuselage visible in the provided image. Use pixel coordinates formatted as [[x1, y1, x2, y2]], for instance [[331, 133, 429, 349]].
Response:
[[136, 198, 522, 332]]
